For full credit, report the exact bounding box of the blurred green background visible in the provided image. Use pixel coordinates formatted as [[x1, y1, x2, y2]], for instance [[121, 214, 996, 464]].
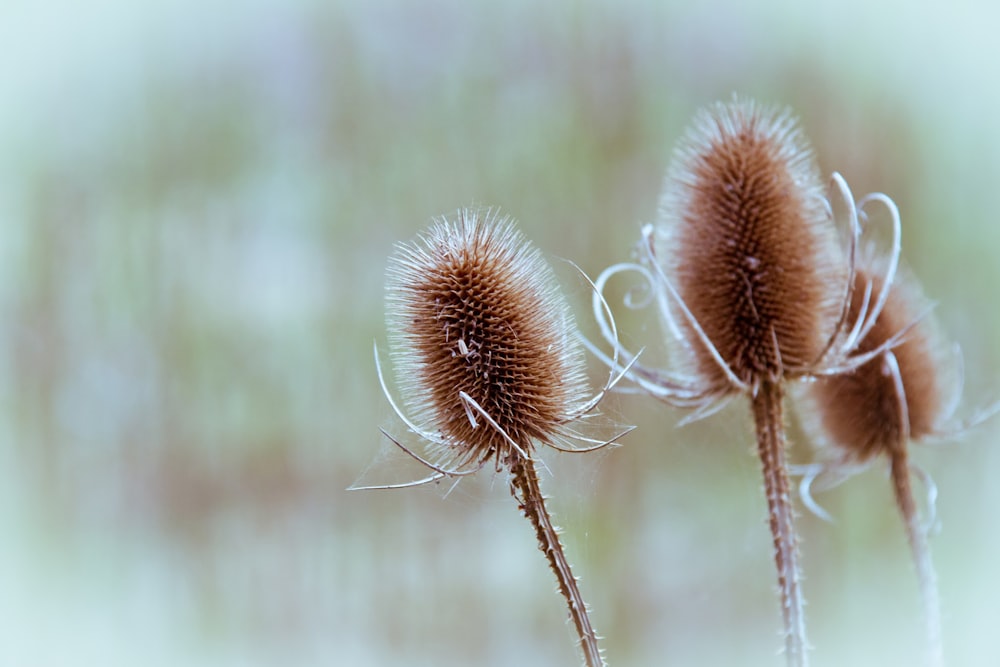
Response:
[[2, 0, 998, 665]]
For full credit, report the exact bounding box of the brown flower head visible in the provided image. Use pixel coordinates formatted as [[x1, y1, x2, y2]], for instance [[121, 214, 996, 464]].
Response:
[[655, 98, 846, 395], [799, 262, 956, 463], [383, 208, 593, 470]]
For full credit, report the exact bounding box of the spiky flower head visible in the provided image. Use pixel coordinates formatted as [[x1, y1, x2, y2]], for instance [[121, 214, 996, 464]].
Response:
[[798, 261, 956, 462], [385, 208, 590, 467], [794, 253, 961, 667], [656, 98, 846, 393]]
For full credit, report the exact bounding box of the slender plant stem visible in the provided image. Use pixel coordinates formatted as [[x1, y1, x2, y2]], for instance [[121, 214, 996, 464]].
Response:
[[510, 454, 604, 667], [889, 449, 943, 667], [752, 379, 808, 667]]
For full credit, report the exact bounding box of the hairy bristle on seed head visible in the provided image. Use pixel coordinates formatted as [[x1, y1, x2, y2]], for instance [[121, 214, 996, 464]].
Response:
[[385, 209, 590, 463], [799, 265, 953, 462], [656, 98, 845, 391]]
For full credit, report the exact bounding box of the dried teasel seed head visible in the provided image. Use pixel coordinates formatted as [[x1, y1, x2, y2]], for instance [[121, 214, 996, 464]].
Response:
[[656, 98, 846, 391], [385, 208, 590, 465], [796, 258, 955, 667], [799, 263, 956, 462]]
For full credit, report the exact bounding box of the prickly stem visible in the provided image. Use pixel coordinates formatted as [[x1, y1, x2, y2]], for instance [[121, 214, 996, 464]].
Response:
[[753, 379, 808, 667], [510, 454, 604, 667]]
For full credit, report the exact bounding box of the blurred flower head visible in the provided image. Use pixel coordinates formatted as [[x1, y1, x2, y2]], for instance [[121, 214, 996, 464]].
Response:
[[797, 259, 958, 465]]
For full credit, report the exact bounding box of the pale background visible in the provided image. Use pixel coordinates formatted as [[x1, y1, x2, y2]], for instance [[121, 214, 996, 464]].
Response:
[[1, 0, 998, 665]]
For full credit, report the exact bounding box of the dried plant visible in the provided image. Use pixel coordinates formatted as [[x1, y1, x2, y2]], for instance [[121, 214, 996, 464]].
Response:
[[792, 182, 999, 667], [587, 98, 907, 666], [353, 209, 631, 667], [799, 267, 947, 667]]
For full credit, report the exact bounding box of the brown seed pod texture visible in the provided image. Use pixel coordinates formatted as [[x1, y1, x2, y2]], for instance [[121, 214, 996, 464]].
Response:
[[385, 209, 589, 464], [803, 267, 949, 462], [657, 99, 845, 390]]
